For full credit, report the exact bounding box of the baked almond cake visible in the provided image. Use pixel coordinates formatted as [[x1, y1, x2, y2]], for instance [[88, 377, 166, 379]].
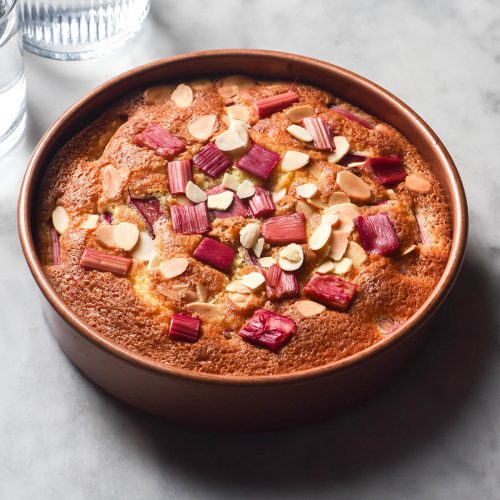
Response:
[[37, 75, 451, 376]]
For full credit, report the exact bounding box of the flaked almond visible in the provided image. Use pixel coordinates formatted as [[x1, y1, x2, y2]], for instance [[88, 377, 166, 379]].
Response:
[[279, 243, 304, 271], [258, 256, 276, 268], [287, 124, 313, 142], [215, 121, 249, 155], [336, 171, 371, 202], [185, 181, 207, 203], [226, 281, 252, 293], [80, 214, 99, 230], [171, 83, 193, 107], [217, 85, 238, 100], [229, 292, 253, 307], [253, 237, 265, 258], [347, 161, 366, 169], [329, 230, 350, 261], [328, 191, 350, 205], [401, 244, 417, 256], [191, 79, 213, 90], [113, 222, 139, 251], [282, 150, 310, 172], [405, 174, 432, 194], [207, 190, 234, 210], [196, 283, 208, 302], [316, 259, 335, 273], [222, 75, 254, 88], [296, 300, 325, 317], [186, 302, 222, 318], [52, 206, 69, 234], [236, 179, 255, 199], [158, 286, 180, 301], [148, 253, 162, 270], [171, 283, 190, 292], [241, 272, 266, 290], [102, 165, 122, 198], [323, 202, 360, 232], [96, 224, 116, 247], [296, 200, 316, 219], [188, 114, 216, 141], [309, 224, 332, 251], [321, 213, 340, 226], [226, 105, 250, 122], [160, 257, 189, 279], [309, 163, 323, 181], [327, 136, 350, 164], [306, 198, 325, 209], [345, 240, 368, 266], [144, 85, 172, 104], [239, 222, 260, 249], [334, 257, 352, 274], [222, 172, 240, 191], [296, 183, 318, 199], [286, 105, 315, 123], [386, 189, 398, 201], [132, 231, 155, 261], [272, 188, 287, 203]]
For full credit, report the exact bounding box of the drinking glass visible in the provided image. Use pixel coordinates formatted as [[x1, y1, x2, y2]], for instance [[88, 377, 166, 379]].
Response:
[[0, 0, 26, 155], [20, 0, 150, 60]]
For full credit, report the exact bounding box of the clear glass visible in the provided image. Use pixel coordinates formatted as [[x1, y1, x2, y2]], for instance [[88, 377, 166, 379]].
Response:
[[20, 0, 150, 60], [0, 0, 26, 155]]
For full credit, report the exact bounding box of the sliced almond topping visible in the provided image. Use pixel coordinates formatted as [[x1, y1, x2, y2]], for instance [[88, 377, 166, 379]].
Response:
[[222, 172, 241, 191], [186, 302, 222, 318], [272, 188, 287, 203], [239, 222, 260, 249], [405, 174, 432, 194], [226, 281, 252, 293], [226, 105, 250, 122], [327, 136, 350, 164], [241, 272, 266, 290], [191, 79, 213, 90], [336, 171, 371, 202], [95, 225, 116, 248], [196, 283, 208, 302], [217, 85, 238, 100], [285, 105, 315, 123], [229, 293, 253, 306], [80, 214, 99, 230], [296, 300, 325, 317], [158, 287, 180, 301], [258, 256, 276, 268], [323, 203, 360, 233], [171, 83, 193, 107], [296, 183, 318, 199], [306, 198, 325, 209], [287, 124, 313, 142], [185, 181, 208, 203], [207, 190, 234, 211], [328, 191, 350, 205], [321, 213, 340, 226], [334, 257, 352, 274], [345, 241, 368, 266], [188, 114, 216, 141], [401, 244, 417, 256], [316, 259, 335, 273], [132, 231, 155, 261], [329, 230, 350, 261], [309, 224, 332, 251], [52, 206, 69, 234], [222, 75, 254, 89], [171, 283, 190, 292], [102, 165, 122, 198], [253, 237, 265, 258], [386, 189, 398, 200], [214, 121, 249, 155], [113, 222, 139, 251], [160, 257, 189, 279], [144, 85, 172, 104], [148, 253, 162, 270], [278, 243, 304, 271], [282, 150, 310, 172], [347, 161, 366, 169], [296, 200, 316, 219], [236, 179, 255, 199], [309, 163, 323, 181]]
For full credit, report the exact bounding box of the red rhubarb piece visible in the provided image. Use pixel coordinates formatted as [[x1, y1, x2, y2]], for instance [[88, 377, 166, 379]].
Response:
[[79, 248, 132, 276], [167, 159, 192, 195], [330, 106, 374, 129], [237, 144, 280, 181], [255, 91, 299, 118], [130, 197, 162, 238], [248, 186, 276, 218], [193, 237, 236, 273], [51, 227, 61, 265], [169, 313, 201, 343], [264, 265, 299, 300], [103, 212, 113, 224], [337, 153, 367, 167], [264, 264, 282, 287], [303, 273, 356, 311], [133, 123, 185, 159], [238, 309, 297, 351], [193, 143, 232, 178], [302, 117, 334, 150], [354, 213, 400, 255], [206, 185, 249, 219], [262, 213, 306, 245], [367, 155, 406, 186], [171, 202, 210, 234]]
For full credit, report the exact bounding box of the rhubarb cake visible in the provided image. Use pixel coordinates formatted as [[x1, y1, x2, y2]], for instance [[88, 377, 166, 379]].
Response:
[[37, 75, 451, 376]]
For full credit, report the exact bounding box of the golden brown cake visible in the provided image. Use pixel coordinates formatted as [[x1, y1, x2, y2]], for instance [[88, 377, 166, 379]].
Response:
[[37, 75, 451, 376]]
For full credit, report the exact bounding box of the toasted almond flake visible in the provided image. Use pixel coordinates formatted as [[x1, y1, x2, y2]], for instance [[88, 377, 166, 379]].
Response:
[[217, 85, 238, 100], [171, 83, 193, 107], [405, 174, 432, 193], [236, 179, 255, 199], [282, 150, 310, 172], [321, 213, 340, 226], [171, 283, 190, 292], [191, 79, 213, 90], [222, 172, 241, 191], [159, 287, 180, 301], [148, 253, 162, 270], [188, 114, 217, 141], [279, 243, 304, 271], [241, 272, 266, 290], [327, 136, 350, 164], [226, 105, 250, 122], [272, 188, 287, 203], [258, 256, 276, 268], [309, 224, 332, 251], [102, 165, 122, 198], [296, 183, 318, 199], [132, 231, 155, 261], [287, 124, 313, 142], [296, 300, 325, 317], [222, 75, 254, 88], [207, 190, 234, 210], [316, 259, 335, 273], [226, 281, 252, 293], [239, 222, 260, 249], [215, 121, 249, 155], [386, 189, 398, 200], [160, 257, 189, 279], [323, 203, 360, 233], [401, 244, 417, 256], [334, 257, 352, 274], [144, 85, 172, 104], [306, 198, 325, 209], [336, 171, 371, 202], [229, 292, 253, 306], [328, 192, 350, 205], [185, 181, 207, 203], [196, 283, 208, 302], [95, 225, 116, 247], [52, 206, 69, 234], [286, 105, 315, 123], [186, 302, 222, 318], [296, 200, 316, 219], [345, 241, 368, 266], [80, 214, 99, 229], [329, 230, 350, 261], [347, 161, 366, 168], [183, 290, 199, 303], [253, 237, 265, 258], [113, 222, 140, 251]]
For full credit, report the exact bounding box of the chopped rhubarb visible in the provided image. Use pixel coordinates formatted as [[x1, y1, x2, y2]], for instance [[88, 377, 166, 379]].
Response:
[[238, 309, 296, 351], [167, 160, 192, 195], [264, 264, 282, 287], [79, 248, 132, 276], [171, 203, 210, 235], [206, 185, 249, 219], [302, 117, 334, 150], [254, 91, 299, 118], [169, 313, 201, 343], [337, 153, 367, 167], [133, 123, 185, 159], [51, 227, 61, 265], [367, 155, 406, 186], [262, 213, 306, 245], [130, 197, 162, 237], [193, 143, 232, 178], [248, 186, 276, 218], [264, 265, 299, 300], [330, 106, 374, 129], [237, 144, 280, 181], [103, 212, 113, 224], [354, 213, 400, 255], [193, 237, 236, 272], [303, 273, 356, 311]]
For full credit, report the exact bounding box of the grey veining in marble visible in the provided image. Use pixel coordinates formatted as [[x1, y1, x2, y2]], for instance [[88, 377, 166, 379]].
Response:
[[1, 0, 500, 498]]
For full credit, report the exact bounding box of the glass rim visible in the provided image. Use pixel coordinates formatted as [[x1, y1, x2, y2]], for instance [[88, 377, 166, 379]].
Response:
[[0, 0, 18, 25]]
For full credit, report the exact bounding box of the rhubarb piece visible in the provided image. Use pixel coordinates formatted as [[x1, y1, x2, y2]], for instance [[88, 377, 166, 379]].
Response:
[[169, 313, 200, 343], [193, 143, 232, 178], [303, 273, 356, 311], [330, 106, 374, 129], [51, 227, 61, 265], [262, 213, 306, 245], [167, 160, 192, 195], [302, 117, 334, 150], [237, 144, 280, 181], [238, 309, 296, 351], [248, 186, 276, 218], [130, 197, 162, 237], [171, 203, 210, 235], [337, 153, 367, 167], [79, 248, 132, 276], [367, 155, 406, 186], [354, 213, 400, 255], [193, 237, 236, 272], [266, 270, 299, 300], [206, 185, 249, 219], [255, 91, 299, 118], [265, 264, 282, 287], [133, 124, 185, 159], [103, 212, 113, 224]]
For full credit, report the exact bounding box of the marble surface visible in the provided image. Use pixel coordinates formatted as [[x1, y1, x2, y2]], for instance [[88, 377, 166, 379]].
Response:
[[1, 0, 499, 498]]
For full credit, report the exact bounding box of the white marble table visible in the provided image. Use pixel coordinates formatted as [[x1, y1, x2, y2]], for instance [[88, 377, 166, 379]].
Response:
[[1, 0, 499, 498]]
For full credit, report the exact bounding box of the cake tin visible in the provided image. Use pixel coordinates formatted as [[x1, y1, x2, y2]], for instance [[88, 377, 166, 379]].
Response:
[[18, 49, 468, 429]]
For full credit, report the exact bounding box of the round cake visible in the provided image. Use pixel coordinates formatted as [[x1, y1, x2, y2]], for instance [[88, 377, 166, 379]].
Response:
[[37, 75, 451, 376]]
